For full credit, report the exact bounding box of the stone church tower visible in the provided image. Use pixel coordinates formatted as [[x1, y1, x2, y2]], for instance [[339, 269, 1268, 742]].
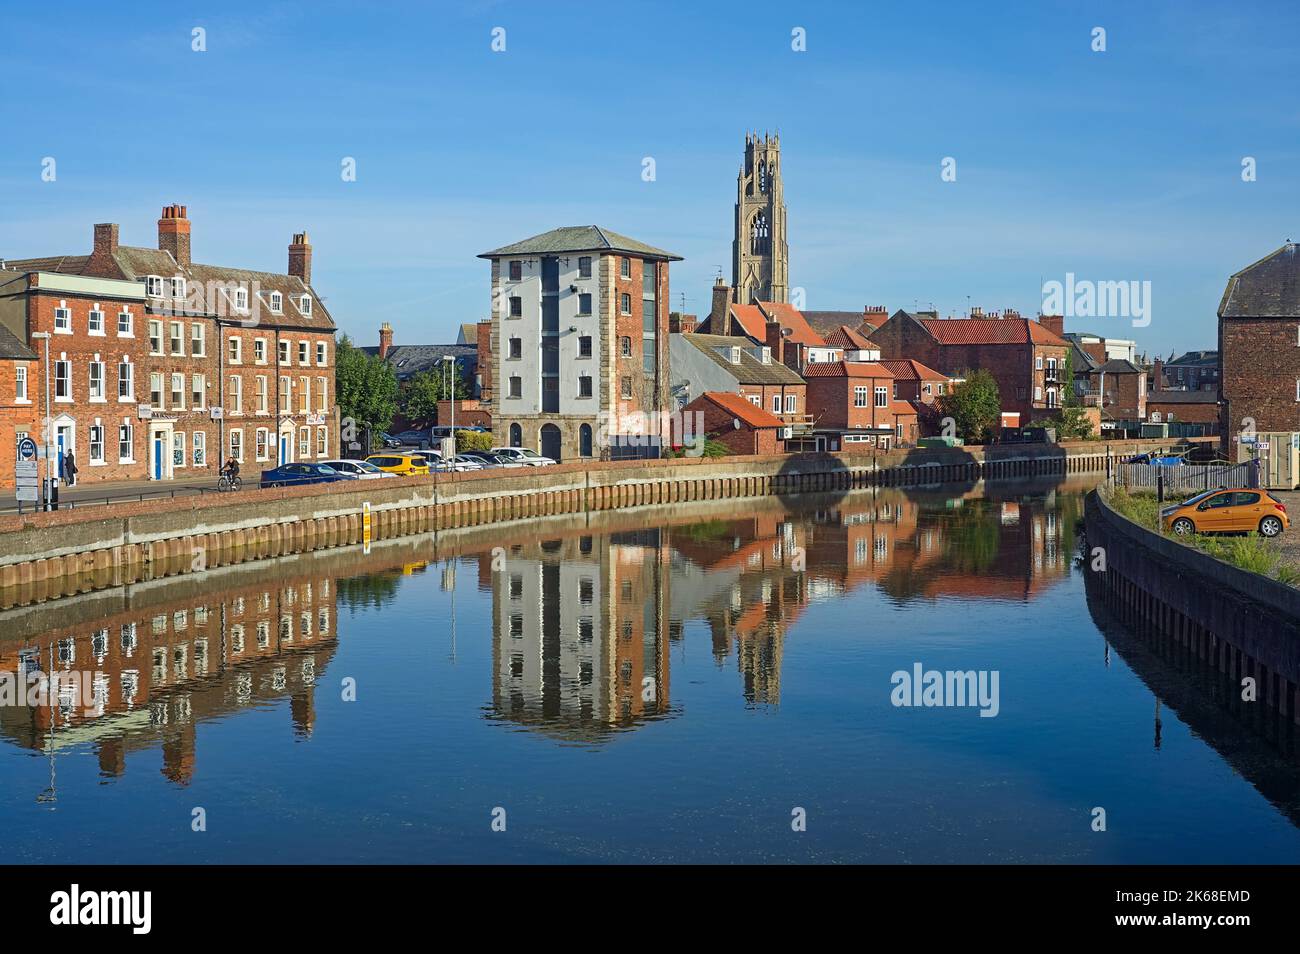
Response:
[[732, 132, 789, 304]]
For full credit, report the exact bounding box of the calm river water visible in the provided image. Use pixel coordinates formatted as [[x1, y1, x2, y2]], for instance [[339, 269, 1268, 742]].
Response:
[[4, 478, 1300, 863]]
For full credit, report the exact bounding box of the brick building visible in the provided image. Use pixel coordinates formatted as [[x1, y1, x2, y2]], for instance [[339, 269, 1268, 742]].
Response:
[[669, 333, 807, 434], [2, 207, 338, 484], [0, 323, 38, 491], [870, 309, 1070, 422], [1087, 358, 1147, 428], [1218, 241, 1300, 447], [802, 360, 919, 450], [681, 390, 787, 455], [0, 269, 150, 486], [480, 226, 681, 461], [1146, 390, 1219, 432]]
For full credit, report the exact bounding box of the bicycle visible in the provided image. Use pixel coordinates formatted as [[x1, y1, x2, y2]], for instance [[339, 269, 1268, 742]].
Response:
[[217, 472, 243, 492]]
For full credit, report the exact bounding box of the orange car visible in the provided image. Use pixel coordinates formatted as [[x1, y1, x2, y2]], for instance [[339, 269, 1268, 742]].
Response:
[[1160, 488, 1289, 538]]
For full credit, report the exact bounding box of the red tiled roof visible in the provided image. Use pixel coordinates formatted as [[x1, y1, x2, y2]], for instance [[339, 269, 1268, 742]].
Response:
[[918, 317, 1068, 347], [877, 358, 946, 381], [802, 361, 895, 379], [729, 304, 766, 340], [699, 391, 785, 428], [823, 325, 875, 350], [758, 301, 826, 346]]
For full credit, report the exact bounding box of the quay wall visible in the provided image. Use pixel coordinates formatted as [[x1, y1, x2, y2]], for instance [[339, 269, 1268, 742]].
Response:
[[1085, 487, 1300, 727], [0, 438, 1177, 607]]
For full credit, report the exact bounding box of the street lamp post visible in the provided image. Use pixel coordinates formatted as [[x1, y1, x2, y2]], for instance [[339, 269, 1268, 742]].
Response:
[[443, 354, 457, 465], [30, 331, 53, 510]]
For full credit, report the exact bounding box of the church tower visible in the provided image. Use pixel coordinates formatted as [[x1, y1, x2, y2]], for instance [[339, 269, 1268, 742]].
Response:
[[733, 132, 789, 304]]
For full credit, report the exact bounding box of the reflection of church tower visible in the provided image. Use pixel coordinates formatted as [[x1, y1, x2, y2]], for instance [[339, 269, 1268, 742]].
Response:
[[733, 132, 789, 305]]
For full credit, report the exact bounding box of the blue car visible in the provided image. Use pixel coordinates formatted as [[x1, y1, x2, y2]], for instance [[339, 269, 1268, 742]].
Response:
[[260, 462, 350, 489]]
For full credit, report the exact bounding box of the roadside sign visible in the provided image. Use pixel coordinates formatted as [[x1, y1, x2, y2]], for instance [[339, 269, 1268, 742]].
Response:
[[15, 459, 38, 503], [16, 437, 36, 462]]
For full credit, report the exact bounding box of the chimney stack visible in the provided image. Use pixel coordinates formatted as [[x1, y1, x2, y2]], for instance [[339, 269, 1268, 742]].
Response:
[[1037, 314, 1065, 338], [970, 306, 984, 318], [379, 322, 394, 360], [289, 231, 312, 286], [157, 205, 191, 266], [1152, 357, 1165, 392], [93, 223, 119, 256], [670, 313, 697, 334], [710, 277, 733, 335]]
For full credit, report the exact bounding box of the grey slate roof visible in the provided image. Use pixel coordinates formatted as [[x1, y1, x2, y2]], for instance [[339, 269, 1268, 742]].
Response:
[[478, 226, 683, 261], [1166, 349, 1218, 367], [1219, 242, 1300, 318], [1094, 358, 1142, 374], [5, 245, 336, 332], [679, 333, 805, 385], [1070, 342, 1098, 373], [361, 343, 477, 382], [0, 323, 36, 360]]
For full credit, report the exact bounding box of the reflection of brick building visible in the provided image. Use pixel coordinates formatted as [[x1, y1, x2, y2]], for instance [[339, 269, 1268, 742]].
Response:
[[0, 324, 37, 491], [489, 531, 672, 740], [0, 571, 338, 785]]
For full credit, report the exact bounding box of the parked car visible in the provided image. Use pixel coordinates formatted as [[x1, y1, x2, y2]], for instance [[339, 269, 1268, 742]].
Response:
[[377, 432, 403, 448], [364, 453, 431, 476], [394, 428, 441, 448], [260, 463, 350, 489], [1160, 488, 1289, 538], [490, 447, 557, 466], [460, 451, 525, 469], [320, 459, 394, 480]]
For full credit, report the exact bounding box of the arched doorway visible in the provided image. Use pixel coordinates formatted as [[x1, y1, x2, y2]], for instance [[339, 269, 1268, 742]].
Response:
[[579, 423, 592, 458], [508, 423, 522, 448], [540, 424, 562, 462]]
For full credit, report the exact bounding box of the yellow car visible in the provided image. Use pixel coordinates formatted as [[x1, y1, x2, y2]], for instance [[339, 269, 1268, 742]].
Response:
[[1160, 488, 1289, 538], [364, 453, 430, 477]]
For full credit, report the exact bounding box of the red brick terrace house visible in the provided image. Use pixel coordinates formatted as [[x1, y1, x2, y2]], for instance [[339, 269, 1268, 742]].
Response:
[[3, 207, 339, 478], [877, 357, 954, 437], [682, 390, 787, 455], [802, 360, 919, 451], [699, 279, 837, 372], [1217, 241, 1300, 452], [0, 324, 38, 491], [870, 308, 1069, 423]]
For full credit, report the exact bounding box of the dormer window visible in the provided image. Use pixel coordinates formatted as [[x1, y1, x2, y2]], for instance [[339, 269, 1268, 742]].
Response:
[[760, 347, 772, 365], [171, 277, 186, 299], [730, 346, 742, 364], [269, 292, 283, 314], [234, 287, 249, 311], [146, 276, 163, 297], [300, 295, 312, 316]]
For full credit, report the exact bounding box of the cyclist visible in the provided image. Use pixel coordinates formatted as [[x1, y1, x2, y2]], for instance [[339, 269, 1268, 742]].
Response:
[[221, 456, 241, 485]]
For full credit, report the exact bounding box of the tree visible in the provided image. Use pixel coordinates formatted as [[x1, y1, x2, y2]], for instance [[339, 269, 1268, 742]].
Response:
[[937, 369, 1001, 444], [335, 335, 397, 449], [400, 365, 470, 425]]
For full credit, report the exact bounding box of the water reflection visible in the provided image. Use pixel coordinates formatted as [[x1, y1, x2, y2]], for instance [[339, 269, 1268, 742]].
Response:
[[5, 479, 1300, 862], [484, 532, 672, 740]]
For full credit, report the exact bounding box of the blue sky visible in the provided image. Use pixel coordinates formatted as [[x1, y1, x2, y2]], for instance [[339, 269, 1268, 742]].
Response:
[[1, 0, 1297, 357]]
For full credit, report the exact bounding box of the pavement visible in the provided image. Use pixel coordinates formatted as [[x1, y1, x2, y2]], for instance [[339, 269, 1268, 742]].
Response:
[[1, 476, 223, 515]]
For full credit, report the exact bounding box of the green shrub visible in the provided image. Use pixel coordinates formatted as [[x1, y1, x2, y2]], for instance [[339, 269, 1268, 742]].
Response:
[[454, 430, 493, 452]]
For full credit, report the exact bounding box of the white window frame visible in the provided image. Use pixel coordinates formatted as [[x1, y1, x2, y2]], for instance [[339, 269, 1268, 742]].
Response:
[[88, 359, 105, 402], [146, 276, 164, 297], [171, 277, 186, 299], [300, 295, 312, 316], [88, 422, 105, 465], [88, 306, 105, 336], [169, 321, 184, 357], [118, 421, 134, 463], [15, 366, 28, 403], [191, 323, 205, 357], [269, 292, 283, 314], [117, 359, 134, 401], [170, 372, 185, 410], [117, 309, 134, 337], [192, 373, 206, 410], [193, 431, 206, 467], [316, 342, 327, 366], [54, 357, 71, 401], [54, 303, 71, 333], [874, 386, 888, 409]]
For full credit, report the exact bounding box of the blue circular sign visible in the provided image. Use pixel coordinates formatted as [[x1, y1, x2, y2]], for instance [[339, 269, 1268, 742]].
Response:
[[17, 437, 36, 461]]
